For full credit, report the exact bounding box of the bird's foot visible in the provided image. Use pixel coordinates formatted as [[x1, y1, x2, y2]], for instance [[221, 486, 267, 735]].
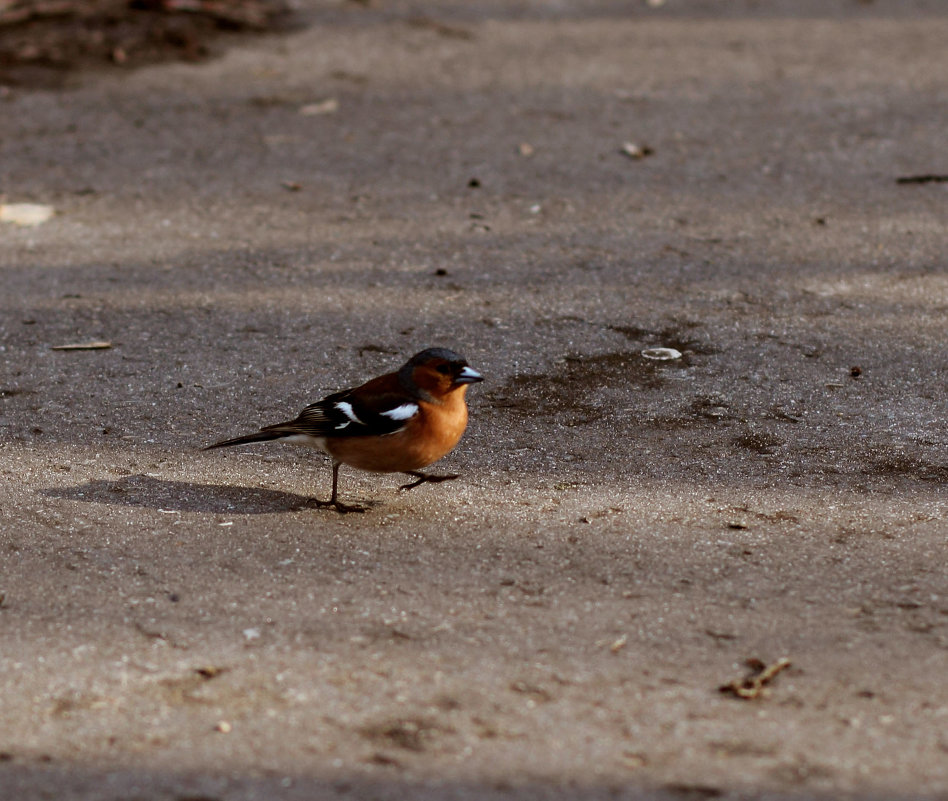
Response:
[[398, 471, 460, 492], [310, 498, 366, 514]]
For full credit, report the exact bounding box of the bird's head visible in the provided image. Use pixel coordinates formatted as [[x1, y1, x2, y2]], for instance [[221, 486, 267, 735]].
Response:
[[399, 348, 483, 400]]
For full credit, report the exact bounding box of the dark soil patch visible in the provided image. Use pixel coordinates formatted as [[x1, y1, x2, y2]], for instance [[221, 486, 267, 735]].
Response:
[[607, 323, 717, 357], [865, 455, 948, 484], [487, 350, 692, 423], [486, 325, 713, 424], [0, 0, 292, 88]]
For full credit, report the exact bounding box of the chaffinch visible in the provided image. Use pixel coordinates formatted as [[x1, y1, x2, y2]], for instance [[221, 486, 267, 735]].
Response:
[[205, 347, 484, 513]]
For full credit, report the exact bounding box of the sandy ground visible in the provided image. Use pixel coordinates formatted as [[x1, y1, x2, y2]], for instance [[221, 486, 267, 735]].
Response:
[[1, 1, 947, 799]]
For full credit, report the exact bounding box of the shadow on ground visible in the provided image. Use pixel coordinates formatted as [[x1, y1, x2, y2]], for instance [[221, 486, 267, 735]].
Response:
[[39, 474, 345, 515]]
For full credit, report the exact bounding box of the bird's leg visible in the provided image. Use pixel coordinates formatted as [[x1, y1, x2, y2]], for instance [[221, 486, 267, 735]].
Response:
[[398, 470, 461, 491], [312, 462, 365, 513]]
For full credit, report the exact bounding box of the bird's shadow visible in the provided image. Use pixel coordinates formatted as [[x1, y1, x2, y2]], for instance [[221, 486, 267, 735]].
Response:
[[40, 474, 377, 515]]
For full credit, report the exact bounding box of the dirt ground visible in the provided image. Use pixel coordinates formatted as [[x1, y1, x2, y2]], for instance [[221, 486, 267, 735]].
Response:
[[1, 1, 947, 799]]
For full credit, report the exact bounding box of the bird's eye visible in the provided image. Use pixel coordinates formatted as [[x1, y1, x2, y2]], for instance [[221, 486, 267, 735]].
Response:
[[435, 364, 451, 375]]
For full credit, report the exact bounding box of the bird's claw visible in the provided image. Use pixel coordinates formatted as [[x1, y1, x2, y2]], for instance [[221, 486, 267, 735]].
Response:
[[311, 498, 366, 514]]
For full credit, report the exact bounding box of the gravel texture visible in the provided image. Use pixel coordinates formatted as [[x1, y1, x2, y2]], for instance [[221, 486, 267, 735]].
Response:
[[1, 2, 947, 799]]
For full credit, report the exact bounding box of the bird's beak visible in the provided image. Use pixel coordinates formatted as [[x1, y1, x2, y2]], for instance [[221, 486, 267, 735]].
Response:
[[455, 366, 484, 384]]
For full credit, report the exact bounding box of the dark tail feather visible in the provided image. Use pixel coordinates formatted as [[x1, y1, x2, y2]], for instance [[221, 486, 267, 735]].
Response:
[[203, 430, 286, 451]]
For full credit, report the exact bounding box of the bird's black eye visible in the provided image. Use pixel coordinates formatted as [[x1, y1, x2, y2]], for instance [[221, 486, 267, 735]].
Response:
[[435, 364, 451, 375]]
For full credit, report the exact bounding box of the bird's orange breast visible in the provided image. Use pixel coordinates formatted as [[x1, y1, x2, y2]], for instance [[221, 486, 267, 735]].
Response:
[[325, 389, 470, 473]]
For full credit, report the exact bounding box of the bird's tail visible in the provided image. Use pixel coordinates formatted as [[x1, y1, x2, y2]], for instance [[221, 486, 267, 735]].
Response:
[[203, 430, 286, 450]]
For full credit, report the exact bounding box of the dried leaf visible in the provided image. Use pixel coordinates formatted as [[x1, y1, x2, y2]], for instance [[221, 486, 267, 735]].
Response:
[[641, 347, 682, 361], [720, 657, 791, 699], [0, 203, 55, 226], [299, 98, 339, 116], [50, 341, 112, 351], [195, 665, 227, 679]]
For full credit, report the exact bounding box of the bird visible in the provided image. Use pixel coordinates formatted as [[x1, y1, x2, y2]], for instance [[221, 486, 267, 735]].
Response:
[[204, 348, 484, 513]]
